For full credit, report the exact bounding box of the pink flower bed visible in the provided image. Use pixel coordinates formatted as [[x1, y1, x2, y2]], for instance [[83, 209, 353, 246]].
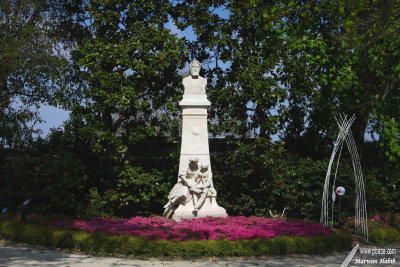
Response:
[[52, 216, 333, 241]]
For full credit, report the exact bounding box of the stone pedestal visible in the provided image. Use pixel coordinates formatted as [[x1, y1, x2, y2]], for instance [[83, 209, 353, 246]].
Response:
[[178, 94, 212, 173], [170, 94, 227, 221], [171, 196, 225, 221], [163, 61, 227, 221]]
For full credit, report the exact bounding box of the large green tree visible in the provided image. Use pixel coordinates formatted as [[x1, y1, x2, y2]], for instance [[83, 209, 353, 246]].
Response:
[[0, 0, 87, 149], [57, 0, 189, 216], [68, 0, 187, 163], [280, 0, 400, 152], [172, 1, 287, 139], [172, 0, 400, 156]]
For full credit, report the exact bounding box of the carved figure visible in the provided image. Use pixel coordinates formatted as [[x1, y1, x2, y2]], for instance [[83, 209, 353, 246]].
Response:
[[182, 60, 207, 95], [193, 163, 217, 211], [163, 157, 200, 209]]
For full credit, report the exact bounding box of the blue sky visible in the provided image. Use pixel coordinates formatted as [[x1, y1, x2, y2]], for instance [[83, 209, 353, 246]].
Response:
[[35, 104, 70, 137]]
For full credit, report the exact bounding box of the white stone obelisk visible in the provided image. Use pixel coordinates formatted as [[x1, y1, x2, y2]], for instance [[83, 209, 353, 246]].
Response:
[[163, 61, 227, 221]]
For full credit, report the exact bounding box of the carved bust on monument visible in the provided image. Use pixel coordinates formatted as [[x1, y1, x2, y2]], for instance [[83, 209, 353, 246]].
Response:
[[163, 61, 227, 221], [182, 60, 207, 95]]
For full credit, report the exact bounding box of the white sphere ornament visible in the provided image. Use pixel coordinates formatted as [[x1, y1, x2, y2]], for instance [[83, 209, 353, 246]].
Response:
[[336, 186, 345, 196]]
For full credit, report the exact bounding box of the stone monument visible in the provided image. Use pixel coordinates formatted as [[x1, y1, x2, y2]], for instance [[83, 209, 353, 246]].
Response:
[[163, 60, 227, 221]]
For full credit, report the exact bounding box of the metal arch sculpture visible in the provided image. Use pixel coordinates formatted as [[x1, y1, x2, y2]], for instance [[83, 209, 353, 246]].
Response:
[[321, 114, 368, 240]]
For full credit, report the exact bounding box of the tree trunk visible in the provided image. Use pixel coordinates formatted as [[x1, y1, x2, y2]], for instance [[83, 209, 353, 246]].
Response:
[[351, 111, 367, 150]]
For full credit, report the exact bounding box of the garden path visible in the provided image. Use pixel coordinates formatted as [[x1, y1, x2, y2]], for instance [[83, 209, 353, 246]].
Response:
[[0, 241, 398, 267]]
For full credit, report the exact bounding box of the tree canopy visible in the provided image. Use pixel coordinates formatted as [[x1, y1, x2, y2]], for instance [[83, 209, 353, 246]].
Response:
[[1, 0, 399, 160], [0, 0, 87, 149], [171, 0, 400, 156], [1, 0, 400, 219], [68, 0, 187, 160]]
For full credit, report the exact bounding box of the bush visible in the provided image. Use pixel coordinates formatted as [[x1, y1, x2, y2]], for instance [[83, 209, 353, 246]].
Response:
[[342, 214, 391, 232], [369, 227, 400, 244], [51, 216, 335, 241], [0, 146, 177, 219], [342, 213, 400, 244], [0, 153, 88, 216], [84, 165, 172, 218], [0, 216, 352, 258], [393, 214, 400, 232], [212, 140, 356, 220], [212, 138, 398, 221], [2, 132, 398, 221]]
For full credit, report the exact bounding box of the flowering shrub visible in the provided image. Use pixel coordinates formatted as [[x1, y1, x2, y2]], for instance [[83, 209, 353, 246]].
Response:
[[342, 213, 400, 231], [339, 214, 400, 244], [52, 216, 333, 241], [0, 216, 352, 257]]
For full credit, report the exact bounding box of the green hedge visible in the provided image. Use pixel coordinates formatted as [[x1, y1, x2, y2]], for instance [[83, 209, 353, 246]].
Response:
[[0, 217, 351, 258], [369, 227, 400, 245], [2, 139, 399, 220], [213, 141, 400, 220]]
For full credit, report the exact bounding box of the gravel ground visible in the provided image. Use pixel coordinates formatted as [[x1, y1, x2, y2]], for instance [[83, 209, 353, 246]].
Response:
[[1, 241, 399, 267]]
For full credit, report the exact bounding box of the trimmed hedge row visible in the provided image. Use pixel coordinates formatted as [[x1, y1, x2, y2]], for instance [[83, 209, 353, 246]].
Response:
[[0, 217, 351, 258], [369, 227, 400, 245]]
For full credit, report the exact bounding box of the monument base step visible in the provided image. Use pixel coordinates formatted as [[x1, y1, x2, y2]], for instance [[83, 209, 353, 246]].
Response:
[[166, 196, 227, 221]]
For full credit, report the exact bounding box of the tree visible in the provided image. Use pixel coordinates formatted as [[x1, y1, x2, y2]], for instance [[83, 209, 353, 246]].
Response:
[[0, 0, 87, 150], [68, 0, 187, 165], [172, 0, 400, 156], [172, 1, 287, 140], [280, 0, 400, 152]]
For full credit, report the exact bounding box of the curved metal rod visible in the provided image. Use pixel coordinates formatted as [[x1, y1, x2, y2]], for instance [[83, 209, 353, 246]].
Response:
[[321, 115, 354, 226], [345, 128, 368, 240], [331, 139, 344, 228], [320, 114, 368, 240]]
